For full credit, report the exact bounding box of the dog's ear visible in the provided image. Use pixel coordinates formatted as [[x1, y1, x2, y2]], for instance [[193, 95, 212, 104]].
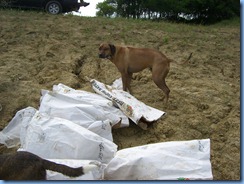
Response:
[[109, 44, 116, 56]]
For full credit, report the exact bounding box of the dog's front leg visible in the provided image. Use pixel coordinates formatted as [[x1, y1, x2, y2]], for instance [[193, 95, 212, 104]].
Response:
[[121, 73, 131, 93]]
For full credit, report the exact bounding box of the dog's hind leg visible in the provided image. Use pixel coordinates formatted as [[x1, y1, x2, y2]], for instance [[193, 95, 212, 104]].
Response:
[[152, 65, 170, 104]]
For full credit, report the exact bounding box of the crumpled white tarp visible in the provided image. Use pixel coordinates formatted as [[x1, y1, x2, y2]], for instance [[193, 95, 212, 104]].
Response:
[[40, 83, 129, 128], [39, 89, 115, 141], [104, 139, 213, 180], [45, 159, 105, 180], [19, 110, 117, 163], [0, 107, 37, 148], [91, 79, 166, 129]]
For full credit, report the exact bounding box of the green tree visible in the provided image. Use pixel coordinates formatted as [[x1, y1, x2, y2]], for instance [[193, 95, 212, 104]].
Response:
[[96, 0, 239, 24], [183, 0, 240, 23], [96, 0, 116, 17]]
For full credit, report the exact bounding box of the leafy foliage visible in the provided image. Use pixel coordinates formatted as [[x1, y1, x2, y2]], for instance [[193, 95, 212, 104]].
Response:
[[96, 0, 116, 17], [96, 0, 240, 24]]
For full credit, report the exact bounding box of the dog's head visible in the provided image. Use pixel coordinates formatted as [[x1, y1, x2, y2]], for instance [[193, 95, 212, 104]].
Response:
[[99, 43, 116, 59]]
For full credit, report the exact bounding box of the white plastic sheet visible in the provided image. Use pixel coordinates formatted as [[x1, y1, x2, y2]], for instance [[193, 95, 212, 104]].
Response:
[[0, 107, 37, 148], [39, 91, 114, 141], [19, 111, 117, 163], [40, 83, 129, 128], [104, 139, 213, 180], [91, 79, 166, 129]]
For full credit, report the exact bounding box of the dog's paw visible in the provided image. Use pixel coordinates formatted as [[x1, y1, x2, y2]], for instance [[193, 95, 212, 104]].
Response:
[[83, 161, 101, 174]]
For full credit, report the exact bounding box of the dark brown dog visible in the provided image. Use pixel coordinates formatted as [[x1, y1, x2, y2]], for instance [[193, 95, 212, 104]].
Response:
[[0, 151, 98, 180], [99, 43, 192, 104]]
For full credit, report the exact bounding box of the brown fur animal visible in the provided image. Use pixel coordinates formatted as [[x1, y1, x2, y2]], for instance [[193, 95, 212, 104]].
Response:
[[99, 43, 192, 104], [0, 151, 98, 180]]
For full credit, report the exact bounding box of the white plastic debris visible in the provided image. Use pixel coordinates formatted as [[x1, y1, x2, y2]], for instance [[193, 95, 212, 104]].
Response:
[[19, 111, 117, 163], [39, 91, 114, 141], [0, 107, 37, 148], [90, 79, 166, 129], [40, 83, 129, 128], [111, 78, 123, 90], [104, 139, 213, 180]]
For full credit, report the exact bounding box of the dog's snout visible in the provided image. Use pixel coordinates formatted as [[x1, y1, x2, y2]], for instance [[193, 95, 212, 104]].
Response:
[[99, 53, 105, 58]]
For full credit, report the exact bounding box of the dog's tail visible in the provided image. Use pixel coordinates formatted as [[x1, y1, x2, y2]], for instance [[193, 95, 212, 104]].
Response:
[[42, 159, 97, 177], [169, 53, 192, 65]]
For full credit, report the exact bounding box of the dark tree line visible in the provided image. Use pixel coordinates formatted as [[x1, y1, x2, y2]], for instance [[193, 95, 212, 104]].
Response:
[[96, 0, 240, 24]]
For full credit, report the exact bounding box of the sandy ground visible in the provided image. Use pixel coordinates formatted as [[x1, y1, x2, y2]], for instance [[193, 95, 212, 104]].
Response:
[[0, 10, 240, 180]]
